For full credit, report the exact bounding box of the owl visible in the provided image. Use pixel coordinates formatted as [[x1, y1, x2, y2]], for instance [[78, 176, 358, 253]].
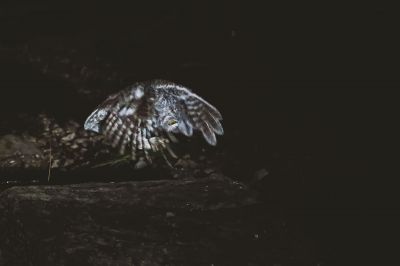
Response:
[[84, 79, 223, 165]]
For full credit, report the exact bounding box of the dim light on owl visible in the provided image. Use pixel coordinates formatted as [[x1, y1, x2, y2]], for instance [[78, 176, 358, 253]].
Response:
[[84, 80, 223, 165]]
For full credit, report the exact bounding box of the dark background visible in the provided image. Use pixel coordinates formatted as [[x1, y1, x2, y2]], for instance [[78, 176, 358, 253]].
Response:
[[0, 1, 398, 264]]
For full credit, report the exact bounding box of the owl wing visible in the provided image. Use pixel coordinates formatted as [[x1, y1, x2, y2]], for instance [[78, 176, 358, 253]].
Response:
[[154, 81, 224, 146], [85, 85, 165, 161]]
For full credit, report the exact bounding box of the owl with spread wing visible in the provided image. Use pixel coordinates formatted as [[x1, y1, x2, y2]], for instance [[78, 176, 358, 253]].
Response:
[[84, 80, 223, 165]]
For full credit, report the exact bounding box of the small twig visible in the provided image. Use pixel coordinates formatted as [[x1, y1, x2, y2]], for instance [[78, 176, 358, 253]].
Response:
[[47, 139, 52, 182], [91, 154, 131, 168]]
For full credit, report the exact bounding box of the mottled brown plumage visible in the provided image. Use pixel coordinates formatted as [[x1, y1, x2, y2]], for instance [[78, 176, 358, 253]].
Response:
[[84, 80, 223, 164]]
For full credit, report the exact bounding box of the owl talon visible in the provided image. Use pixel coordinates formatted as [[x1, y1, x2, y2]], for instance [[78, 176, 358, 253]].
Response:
[[167, 132, 178, 143]]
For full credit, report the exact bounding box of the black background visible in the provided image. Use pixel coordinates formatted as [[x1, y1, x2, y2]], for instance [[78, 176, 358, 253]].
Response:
[[1, 1, 399, 264]]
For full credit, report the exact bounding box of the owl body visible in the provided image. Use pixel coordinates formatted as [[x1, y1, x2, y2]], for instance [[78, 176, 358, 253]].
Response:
[[84, 80, 223, 162]]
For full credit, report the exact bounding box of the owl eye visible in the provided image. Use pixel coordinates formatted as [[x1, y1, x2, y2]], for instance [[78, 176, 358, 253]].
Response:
[[167, 119, 178, 126]]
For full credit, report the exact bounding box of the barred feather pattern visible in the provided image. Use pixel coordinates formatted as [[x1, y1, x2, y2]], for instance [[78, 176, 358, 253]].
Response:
[[84, 79, 224, 163]]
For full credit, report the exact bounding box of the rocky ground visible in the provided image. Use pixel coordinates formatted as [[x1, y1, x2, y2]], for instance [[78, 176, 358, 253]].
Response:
[[0, 110, 315, 265], [0, 111, 228, 186], [0, 174, 319, 266]]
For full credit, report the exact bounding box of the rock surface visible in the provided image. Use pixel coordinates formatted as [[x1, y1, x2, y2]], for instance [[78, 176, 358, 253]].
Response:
[[0, 174, 286, 266], [0, 134, 44, 169]]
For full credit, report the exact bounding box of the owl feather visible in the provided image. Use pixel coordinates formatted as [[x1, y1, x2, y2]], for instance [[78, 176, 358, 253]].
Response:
[[84, 79, 224, 164]]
